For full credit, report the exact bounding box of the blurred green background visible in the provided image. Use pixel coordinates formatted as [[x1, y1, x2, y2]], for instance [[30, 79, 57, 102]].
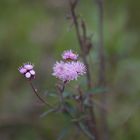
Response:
[[0, 0, 140, 140]]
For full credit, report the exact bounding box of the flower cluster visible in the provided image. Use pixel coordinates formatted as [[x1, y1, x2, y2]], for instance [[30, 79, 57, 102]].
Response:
[[62, 50, 78, 61], [52, 50, 86, 82], [18, 62, 35, 80]]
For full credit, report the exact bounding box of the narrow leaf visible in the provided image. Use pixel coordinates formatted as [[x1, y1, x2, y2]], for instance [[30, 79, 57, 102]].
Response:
[[40, 108, 55, 118], [85, 87, 109, 97], [57, 125, 70, 140], [79, 122, 95, 140]]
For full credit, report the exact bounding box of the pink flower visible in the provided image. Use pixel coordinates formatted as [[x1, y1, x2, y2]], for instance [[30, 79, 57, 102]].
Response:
[[62, 50, 78, 61], [18, 62, 35, 80], [52, 61, 65, 77], [52, 61, 78, 82], [24, 62, 34, 70], [52, 61, 86, 82], [25, 72, 31, 78], [53, 50, 86, 82], [72, 61, 86, 76], [30, 70, 35, 75], [18, 67, 27, 74], [64, 62, 79, 80]]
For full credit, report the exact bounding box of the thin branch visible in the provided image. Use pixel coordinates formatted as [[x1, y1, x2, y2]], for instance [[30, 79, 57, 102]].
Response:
[[81, 19, 87, 42], [69, 0, 99, 139], [56, 81, 67, 108], [96, 0, 105, 86], [69, 0, 91, 89], [29, 81, 52, 107], [56, 81, 95, 140], [95, 0, 109, 139]]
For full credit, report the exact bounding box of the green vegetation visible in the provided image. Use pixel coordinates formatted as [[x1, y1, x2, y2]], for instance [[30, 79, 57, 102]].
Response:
[[0, 0, 140, 140]]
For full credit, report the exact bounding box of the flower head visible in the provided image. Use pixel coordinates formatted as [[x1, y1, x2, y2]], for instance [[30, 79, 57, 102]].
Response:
[[53, 50, 86, 82], [25, 72, 31, 78], [23, 62, 34, 70], [52, 61, 86, 82], [30, 70, 35, 75], [18, 62, 35, 80], [62, 50, 78, 61], [72, 61, 86, 76], [52, 61, 78, 82], [19, 67, 27, 74]]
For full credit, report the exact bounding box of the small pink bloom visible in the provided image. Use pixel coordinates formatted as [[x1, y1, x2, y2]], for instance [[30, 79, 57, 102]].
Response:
[[24, 62, 34, 70], [62, 50, 78, 61], [30, 70, 35, 75], [53, 50, 86, 82], [52, 61, 78, 82], [52, 61, 66, 81], [64, 62, 78, 80], [52, 60, 86, 82], [25, 72, 31, 78], [52, 61, 65, 75], [72, 61, 86, 76], [18, 62, 35, 80], [18, 67, 27, 74]]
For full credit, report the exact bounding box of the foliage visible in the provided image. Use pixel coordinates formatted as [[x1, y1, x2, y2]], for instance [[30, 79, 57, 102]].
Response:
[[0, 0, 140, 140]]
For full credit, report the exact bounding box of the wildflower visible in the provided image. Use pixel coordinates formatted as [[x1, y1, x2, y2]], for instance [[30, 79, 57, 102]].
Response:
[[18, 62, 35, 80], [23, 62, 34, 70], [53, 50, 86, 82], [19, 67, 27, 74], [52, 61, 78, 82], [52, 61, 86, 82], [62, 50, 78, 61], [25, 72, 31, 78], [52, 61, 65, 77], [30, 70, 35, 75], [72, 61, 86, 76]]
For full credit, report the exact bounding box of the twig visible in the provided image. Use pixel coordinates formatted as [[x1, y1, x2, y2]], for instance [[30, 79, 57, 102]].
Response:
[[56, 81, 95, 140], [69, 0, 91, 89], [56, 81, 67, 107], [95, 0, 109, 139], [29, 81, 52, 107], [69, 0, 99, 139]]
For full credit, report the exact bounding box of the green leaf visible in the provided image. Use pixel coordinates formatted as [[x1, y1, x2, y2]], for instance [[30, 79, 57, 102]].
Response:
[[71, 115, 87, 122], [48, 93, 58, 97], [64, 102, 76, 114], [40, 108, 55, 118], [79, 122, 95, 140], [87, 87, 109, 95], [57, 125, 70, 140], [63, 92, 73, 98]]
